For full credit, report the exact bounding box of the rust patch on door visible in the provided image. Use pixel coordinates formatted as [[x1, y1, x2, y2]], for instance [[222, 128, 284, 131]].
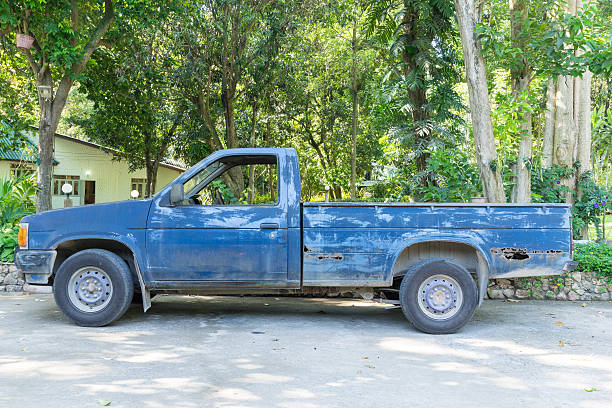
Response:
[[304, 252, 344, 261]]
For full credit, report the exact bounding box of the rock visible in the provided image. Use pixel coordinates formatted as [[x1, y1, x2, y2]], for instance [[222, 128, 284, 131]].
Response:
[[8, 264, 18, 274], [580, 294, 593, 301], [496, 279, 512, 289], [356, 289, 374, 300], [571, 272, 582, 282], [575, 288, 585, 296], [502, 288, 515, 298], [582, 271, 592, 280], [596, 286, 608, 294], [568, 291, 580, 301], [515, 289, 530, 299], [545, 290, 556, 299], [5, 285, 22, 292], [541, 279, 550, 291], [571, 282, 581, 291], [532, 289, 545, 300], [556, 291, 568, 301], [487, 289, 505, 299], [582, 281, 594, 292], [3, 274, 19, 285]]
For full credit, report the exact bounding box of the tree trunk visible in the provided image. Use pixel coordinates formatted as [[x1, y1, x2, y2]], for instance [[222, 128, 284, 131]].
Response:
[[542, 78, 556, 168], [266, 121, 275, 202], [454, 0, 506, 202], [36, 94, 55, 212], [350, 17, 358, 200], [35, 68, 63, 212], [221, 78, 244, 198], [509, 0, 533, 203], [248, 101, 258, 204], [401, 2, 430, 175]]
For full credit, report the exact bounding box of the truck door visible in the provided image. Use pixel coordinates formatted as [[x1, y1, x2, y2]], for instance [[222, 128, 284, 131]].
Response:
[[146, 153, 289, 283]]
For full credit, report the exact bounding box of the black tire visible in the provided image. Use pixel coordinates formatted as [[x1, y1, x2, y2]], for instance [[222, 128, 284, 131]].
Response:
[[399, 258, 478, 334], [53, 249, 134, 326]]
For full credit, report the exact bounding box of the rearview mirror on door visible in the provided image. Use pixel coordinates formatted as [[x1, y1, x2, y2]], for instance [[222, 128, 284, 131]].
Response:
[[170, 184, 184, 205]]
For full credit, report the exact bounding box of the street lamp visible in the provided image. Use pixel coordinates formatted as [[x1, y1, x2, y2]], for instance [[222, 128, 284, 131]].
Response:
[[62, 183, 73, 199], [62, 183, 73, 208], [130, 189, 140, 199]]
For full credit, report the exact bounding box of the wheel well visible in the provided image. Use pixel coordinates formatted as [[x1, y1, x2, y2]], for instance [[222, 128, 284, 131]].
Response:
[[52, 239, 139, 288], [391, 241, 490, 304]]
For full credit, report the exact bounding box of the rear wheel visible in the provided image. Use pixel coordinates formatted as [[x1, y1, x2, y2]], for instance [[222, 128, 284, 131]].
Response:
[[53, 249, 134, 326], [399, 258, 478, 334]]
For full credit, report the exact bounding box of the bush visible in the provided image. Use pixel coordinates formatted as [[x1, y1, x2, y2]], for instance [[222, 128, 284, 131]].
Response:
[[0, 224, 18, 262], [574, 242, 612, 279], [0, 175, 36, 262]]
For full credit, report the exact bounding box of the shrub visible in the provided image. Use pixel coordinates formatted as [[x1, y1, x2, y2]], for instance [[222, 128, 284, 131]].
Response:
[[0, 224, 18, 262], [0, 175, 36, 262], [574, 242, 612, 279]]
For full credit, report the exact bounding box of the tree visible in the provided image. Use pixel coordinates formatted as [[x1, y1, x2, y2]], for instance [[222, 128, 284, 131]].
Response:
[[77, 5, 186, 197], [454, 0, 506, 202], [542, 0, 599, 210], [172, 0, 295, 197], [0, 0, 117, 212]]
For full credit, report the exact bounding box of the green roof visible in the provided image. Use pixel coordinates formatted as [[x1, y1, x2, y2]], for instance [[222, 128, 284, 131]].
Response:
[[0, 136, 39, 163]]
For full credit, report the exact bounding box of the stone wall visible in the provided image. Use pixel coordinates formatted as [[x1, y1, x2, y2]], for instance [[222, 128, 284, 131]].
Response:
[[0, 263, 25, 292], [1, 262, 611, 301], [487, 272, 612, 301]]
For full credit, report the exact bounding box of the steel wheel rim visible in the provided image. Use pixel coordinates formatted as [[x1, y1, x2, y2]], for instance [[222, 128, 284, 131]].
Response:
[[417, 274, 463, 320], [67, 266, 113, 313]]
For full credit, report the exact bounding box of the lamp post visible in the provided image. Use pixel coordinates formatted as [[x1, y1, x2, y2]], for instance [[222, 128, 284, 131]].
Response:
[[62, 183, 73, 207], [324, 185, 330, 203], [130, 189, 140, 199]]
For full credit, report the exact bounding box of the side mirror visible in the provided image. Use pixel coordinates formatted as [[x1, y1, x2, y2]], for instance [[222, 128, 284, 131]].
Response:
[[170, 184, 184, 205]]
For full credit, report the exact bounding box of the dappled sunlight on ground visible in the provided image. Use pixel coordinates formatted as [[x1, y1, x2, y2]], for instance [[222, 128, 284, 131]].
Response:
[[0, 293, 610, 407]]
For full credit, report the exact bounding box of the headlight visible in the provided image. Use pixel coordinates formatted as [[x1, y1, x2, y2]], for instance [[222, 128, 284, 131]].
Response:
[[18, 223, 28, 249]]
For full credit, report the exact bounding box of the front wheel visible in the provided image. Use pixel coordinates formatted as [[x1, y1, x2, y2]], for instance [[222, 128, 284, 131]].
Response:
[[53, 249, 134, 326], [399, 258, 478, 334]]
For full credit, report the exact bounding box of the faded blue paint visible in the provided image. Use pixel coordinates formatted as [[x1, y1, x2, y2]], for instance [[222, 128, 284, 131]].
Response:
[[17, 148, 574, 298]]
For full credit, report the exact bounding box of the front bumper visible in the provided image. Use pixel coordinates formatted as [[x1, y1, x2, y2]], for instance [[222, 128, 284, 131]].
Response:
[[13, 248, 56, 284]]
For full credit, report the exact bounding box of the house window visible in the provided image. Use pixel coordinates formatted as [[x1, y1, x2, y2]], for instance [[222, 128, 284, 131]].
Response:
[[10, 163, 35, 179], [131, 178, 146, 199], [53, 175, 80, 196]]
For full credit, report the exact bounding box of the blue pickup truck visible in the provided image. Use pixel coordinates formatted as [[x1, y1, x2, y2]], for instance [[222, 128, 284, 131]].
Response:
[[15, 148, 576, 333]]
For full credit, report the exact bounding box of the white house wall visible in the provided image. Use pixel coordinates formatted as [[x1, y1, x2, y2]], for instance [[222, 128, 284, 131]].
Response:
[[1, 133, 183, 209]]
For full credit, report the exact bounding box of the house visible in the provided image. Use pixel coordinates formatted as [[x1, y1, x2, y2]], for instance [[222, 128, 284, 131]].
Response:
[[0, 127, 185, 209]]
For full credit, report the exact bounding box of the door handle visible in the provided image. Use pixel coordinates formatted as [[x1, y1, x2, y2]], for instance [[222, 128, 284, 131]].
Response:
[[260, 223, 279, 229]]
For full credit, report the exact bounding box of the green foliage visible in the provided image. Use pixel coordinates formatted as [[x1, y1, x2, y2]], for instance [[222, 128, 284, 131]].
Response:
[[412, 149, 481, 202], [0, 175, 37, 226], [531, 165, 574, 203], [530, 165, 610, 239], [574, 242, 612, 279], [0, 224, 19, 262], [0, 176, 36, 262]]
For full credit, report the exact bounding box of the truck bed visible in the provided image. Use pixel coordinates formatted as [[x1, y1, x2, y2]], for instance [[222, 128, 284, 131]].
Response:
[[301, 202, 573, 286]]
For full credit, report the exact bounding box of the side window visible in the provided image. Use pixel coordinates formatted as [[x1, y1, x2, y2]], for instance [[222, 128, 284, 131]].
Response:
[[184, 156, 277, 206]]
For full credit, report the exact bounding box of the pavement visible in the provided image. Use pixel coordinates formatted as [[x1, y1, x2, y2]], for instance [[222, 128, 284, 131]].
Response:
[[0, 293, 611, 408]]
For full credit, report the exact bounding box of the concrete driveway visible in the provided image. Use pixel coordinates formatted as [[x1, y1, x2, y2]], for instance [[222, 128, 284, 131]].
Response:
[[0, 293, 611, 408]]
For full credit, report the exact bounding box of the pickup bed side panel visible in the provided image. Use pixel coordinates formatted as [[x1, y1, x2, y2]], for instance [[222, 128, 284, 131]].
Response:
[[302, 203, 572, 286]]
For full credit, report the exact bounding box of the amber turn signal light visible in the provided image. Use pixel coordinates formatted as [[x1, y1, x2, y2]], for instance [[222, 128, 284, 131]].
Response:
[[18, 224, 28, 248]]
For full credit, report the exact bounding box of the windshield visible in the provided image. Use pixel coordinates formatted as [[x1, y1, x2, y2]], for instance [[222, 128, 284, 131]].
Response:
[[183, 160, 224, 197]]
